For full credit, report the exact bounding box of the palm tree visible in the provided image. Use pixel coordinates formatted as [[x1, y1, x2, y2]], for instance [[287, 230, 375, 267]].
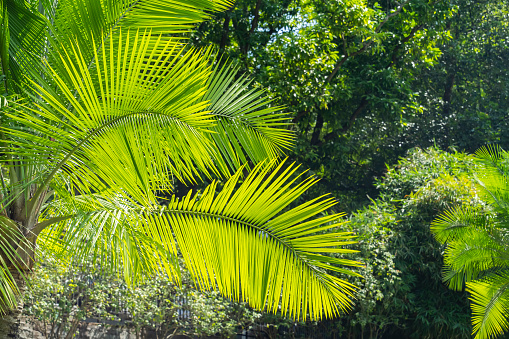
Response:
[[432, 146, 509, 339], [0, 0, 361, 333]]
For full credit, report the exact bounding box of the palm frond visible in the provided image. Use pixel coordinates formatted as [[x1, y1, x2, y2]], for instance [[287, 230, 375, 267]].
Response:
[[442, 231, 508, 291], [52, 0, 232, 40], [475, 145, 506, 176], [431, 205, 491, 244], [468, 271, 509, 339], [120, 0, 232, 32], [4, 30, 294, 209], [4, 0, 232, 94], [433, 145, 509, 339], [44, 0, 232, 85], [202, 60, 294, 174], [146, 160, 362, 319], [38, 160, 361, 320], [474, 147, 509, 214], [4, 31, 217, 206]]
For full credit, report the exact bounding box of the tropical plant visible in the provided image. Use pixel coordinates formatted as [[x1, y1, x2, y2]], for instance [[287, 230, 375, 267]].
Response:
[[0, 0, 361, 331], [432, 146, 509, 339]]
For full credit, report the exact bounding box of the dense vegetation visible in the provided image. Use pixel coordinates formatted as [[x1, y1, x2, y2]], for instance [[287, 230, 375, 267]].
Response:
[[188, 4, 509, 335], [23, 147, 494, 338], [432, 147, 509, 339], [190, 0, 509, 209], [4, 0, 509, 337]]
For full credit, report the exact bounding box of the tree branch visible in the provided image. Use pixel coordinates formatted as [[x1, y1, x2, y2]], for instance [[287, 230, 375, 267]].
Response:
[[292, 111, 308, 123], [321, 97, 369, 143], [242, 0, 263, 55], [249, 0, 262, 35], [29, 215, 74, 239], [219, 12, 231, 52], [310, 112, 324, 145], [386, 23, 425, 68], [442, 72, 455, 117], [327, 22, 425, 140]]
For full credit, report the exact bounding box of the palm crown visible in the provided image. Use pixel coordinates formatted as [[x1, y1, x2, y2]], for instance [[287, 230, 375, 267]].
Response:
[[0, 0, 361, 319], [432, 146, 509, 339]]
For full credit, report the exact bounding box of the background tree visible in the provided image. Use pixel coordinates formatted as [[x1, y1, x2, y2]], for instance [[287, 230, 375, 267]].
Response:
[[398, 0, 509, 152], [192, 0, 509, 210]]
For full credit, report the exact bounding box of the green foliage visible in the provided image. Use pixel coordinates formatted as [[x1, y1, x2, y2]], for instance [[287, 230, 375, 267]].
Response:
[[190, 0, 509, 212], [189, 0, 297, 67], [343, 200, 406, 337], [253, 0, 457, 208], [402, 1, 509, 152], [377, 146, 475, 201], [24, 255, 262, 338]]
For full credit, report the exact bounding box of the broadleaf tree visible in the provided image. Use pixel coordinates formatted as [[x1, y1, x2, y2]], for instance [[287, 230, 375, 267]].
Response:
[[0, 0, 361, 331]]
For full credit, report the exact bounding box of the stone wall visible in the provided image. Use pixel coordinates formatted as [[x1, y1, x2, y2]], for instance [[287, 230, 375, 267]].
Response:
[[13, 316, 192, 339]]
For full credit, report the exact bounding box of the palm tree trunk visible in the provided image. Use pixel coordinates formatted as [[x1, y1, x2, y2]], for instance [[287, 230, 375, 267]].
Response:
[[0, 205, 39, 337]]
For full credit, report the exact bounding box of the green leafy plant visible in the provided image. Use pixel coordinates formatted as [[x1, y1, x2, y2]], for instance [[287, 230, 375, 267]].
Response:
[[332, 147, 476, 338]]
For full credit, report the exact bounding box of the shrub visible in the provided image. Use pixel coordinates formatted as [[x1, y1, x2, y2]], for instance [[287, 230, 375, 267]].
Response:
[[338, 147, 477, 338], [23, 255, 261, 338]]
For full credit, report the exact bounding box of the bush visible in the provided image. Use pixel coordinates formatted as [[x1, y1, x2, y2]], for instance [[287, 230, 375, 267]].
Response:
[[337, 147, 477, 338], [23, 255, 262, 338]]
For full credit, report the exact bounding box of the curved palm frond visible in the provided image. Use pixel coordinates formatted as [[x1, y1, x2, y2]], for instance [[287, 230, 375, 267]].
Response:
[[474, 147, 509, 217], [5, 0, 232, 95], [468, 272, 509, 339], [475, 145, 506, 177], [45, 0, 232, 75], [39, 202, 180, 286], [431, 204, 491, 244], [201, 60, 294, 174], [442, 231, 508, 291], [50, 0, 231, 40], [38, 160, 362, 320], [432, 146, 509, 339], [4, 29, 293, 208], [1, 0, 360, 322]]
